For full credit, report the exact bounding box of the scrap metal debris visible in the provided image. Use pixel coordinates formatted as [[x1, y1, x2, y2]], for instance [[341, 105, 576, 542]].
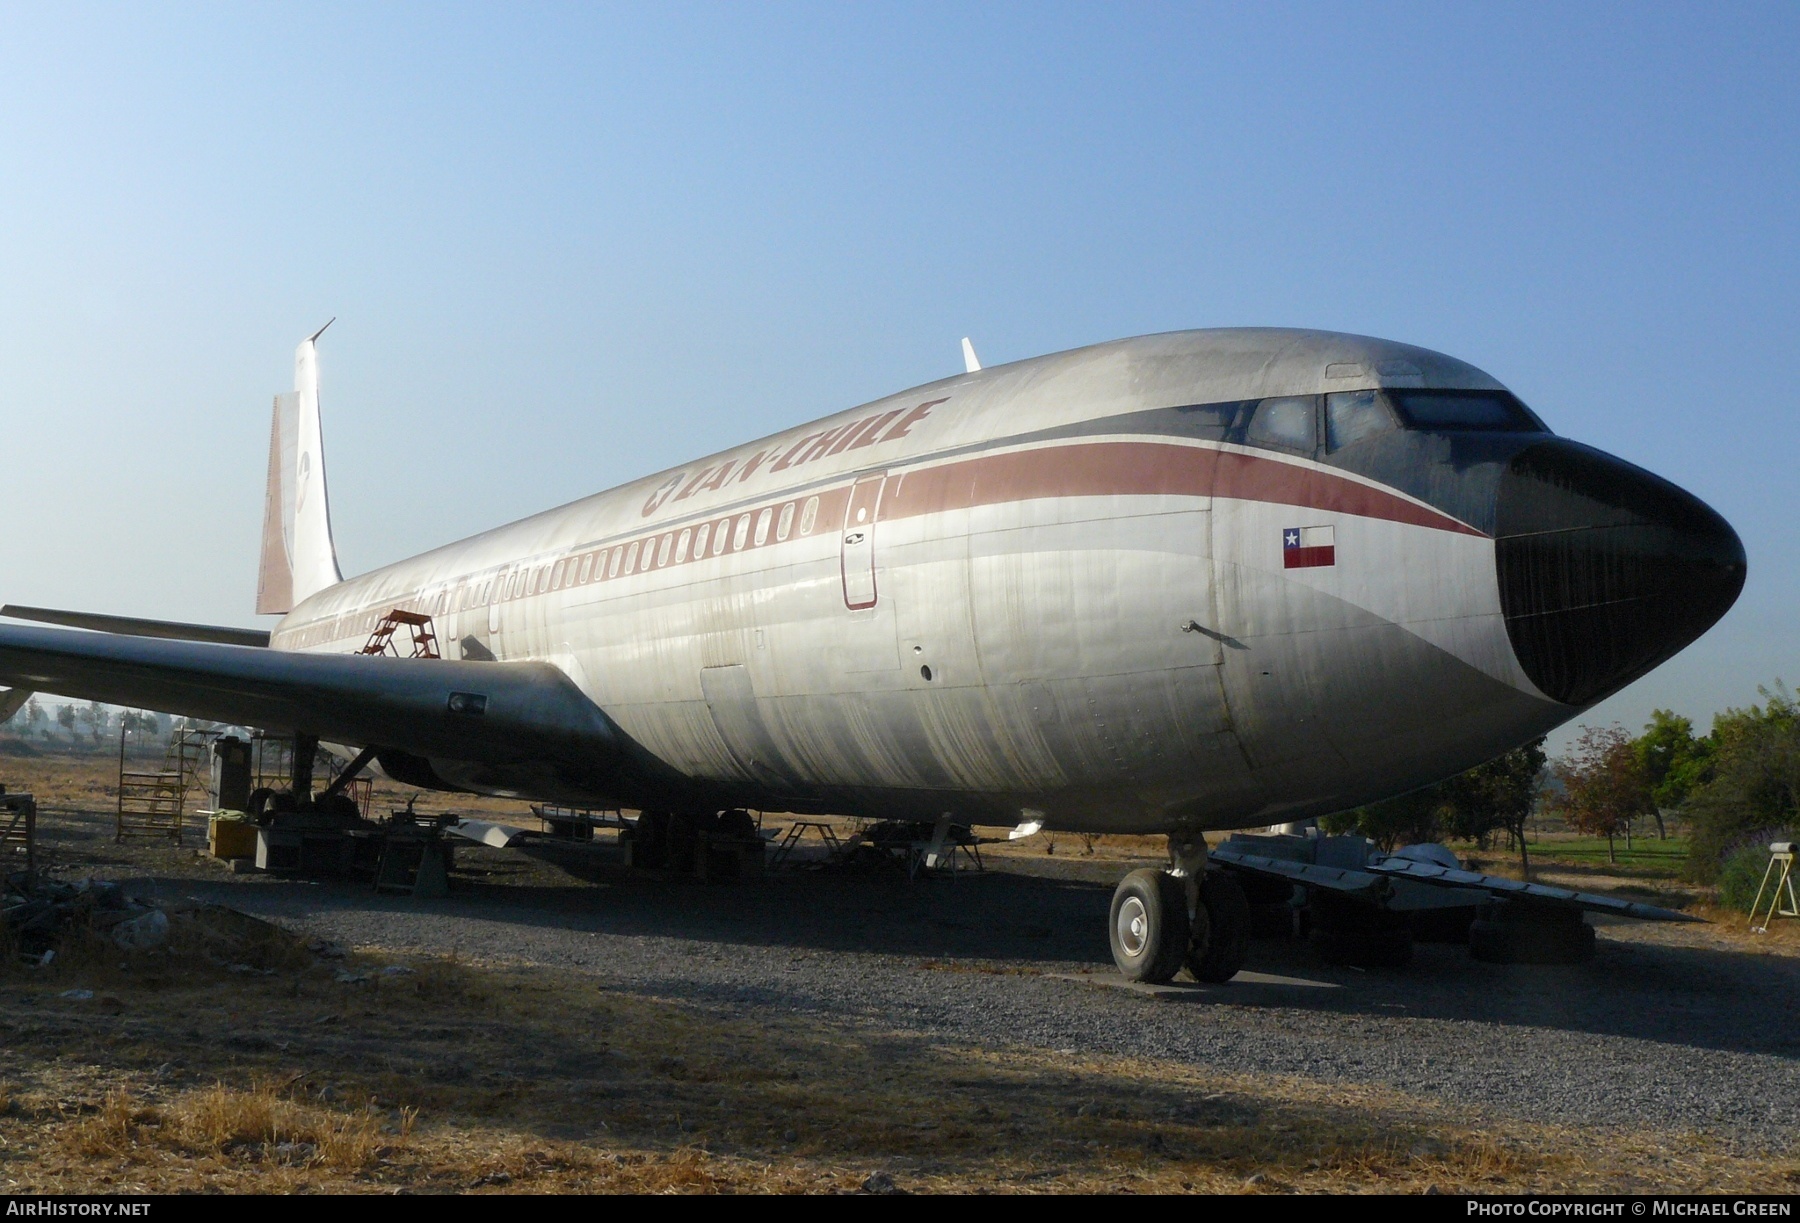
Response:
[[3, 870, 303, 970]]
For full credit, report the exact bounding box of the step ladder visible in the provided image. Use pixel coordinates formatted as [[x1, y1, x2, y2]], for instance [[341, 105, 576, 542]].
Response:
[[361, 610, 440, 659], [116, 725, 217, 842]]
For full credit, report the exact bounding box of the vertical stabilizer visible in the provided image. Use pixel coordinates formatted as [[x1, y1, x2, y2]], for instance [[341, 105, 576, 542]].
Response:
[[255, 322, 343, 614], [254, 394, 296, 613]]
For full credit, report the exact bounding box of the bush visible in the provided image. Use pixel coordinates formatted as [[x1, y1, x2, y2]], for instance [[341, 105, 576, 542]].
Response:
[[1716, 838, 1796, 912], [1682, 685, 1799, 883]]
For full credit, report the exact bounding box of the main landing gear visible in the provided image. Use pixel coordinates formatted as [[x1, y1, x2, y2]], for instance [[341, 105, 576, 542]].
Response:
[[1108, 833, 1250, 984]]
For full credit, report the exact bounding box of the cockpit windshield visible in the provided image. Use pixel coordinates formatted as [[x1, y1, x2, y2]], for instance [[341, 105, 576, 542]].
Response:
[[1387, 390, 1545, 433]]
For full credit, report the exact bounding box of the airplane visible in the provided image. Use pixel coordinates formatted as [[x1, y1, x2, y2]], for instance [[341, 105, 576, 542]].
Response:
[[0, 325, 1745, 984]]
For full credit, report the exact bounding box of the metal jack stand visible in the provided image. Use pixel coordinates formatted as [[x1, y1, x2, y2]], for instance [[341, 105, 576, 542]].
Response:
[[1, 790, 36, 880], [375, 827, 451, 899], [769, 820, 851, 869], [1749, 841, 1798, 934]]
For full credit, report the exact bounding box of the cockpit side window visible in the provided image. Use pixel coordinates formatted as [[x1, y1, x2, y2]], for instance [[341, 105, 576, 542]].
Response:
[[1388, 390, 1546, 433], [1246, 396, 1318, 454], [1166, 401, 1245, 441], [1326, 389, 1399, 451]]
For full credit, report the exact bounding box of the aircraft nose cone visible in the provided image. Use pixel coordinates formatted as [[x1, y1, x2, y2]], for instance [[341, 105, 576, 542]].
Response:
[[1494, 439, 1745, 706]]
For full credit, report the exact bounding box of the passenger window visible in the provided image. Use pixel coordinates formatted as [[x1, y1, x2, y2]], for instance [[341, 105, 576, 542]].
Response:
[[624, 541, 640, 574], [1247, 397, 1318, 453], [675, 529, 691, 563], [754, 508, 772, 546], [551, 560, 567, 589], [799, 496, 820, 535], [693, 523, 710, 557], [578, 553, 594, 583], [607, 547, 623, 578], [656, 533, 673, 566], [732, 514, 751, 551], [712, 519, 729, 556], [776, 502, 795, 541], [1326, 390, 1397, 450]]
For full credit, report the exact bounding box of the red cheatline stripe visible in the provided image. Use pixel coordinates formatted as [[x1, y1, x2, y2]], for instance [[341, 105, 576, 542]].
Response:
[[882, 441, 1486, 538], [1284, 546, 1336, 569]]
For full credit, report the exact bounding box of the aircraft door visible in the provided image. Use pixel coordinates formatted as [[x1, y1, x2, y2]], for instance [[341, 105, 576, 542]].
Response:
[[841, 473, 886, 609]]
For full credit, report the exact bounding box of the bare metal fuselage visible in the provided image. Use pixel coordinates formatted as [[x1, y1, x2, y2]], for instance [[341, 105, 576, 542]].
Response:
[[262, 330, 1643, 833]]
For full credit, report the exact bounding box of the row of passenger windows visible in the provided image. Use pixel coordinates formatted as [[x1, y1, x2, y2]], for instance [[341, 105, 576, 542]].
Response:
[[1176, 388, 1545, 457], [288, 494, 824, 648]]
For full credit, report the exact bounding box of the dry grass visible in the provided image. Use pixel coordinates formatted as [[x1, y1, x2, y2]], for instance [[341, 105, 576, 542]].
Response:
[[0, 941, 1794, 1195], [52, 1080, 412, 1190]]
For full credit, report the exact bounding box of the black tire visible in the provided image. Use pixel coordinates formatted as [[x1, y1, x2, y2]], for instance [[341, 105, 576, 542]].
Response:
[[717, 809, 758, 840], [1187, 872, 1251, 982], [314, 792, 362, 823], [1311, 926, 1414, 968], [1233, 871, 1297, 908], [1409, 906, 1478, 945], [1249, 901, 1297, 939], [1109, 869, 1191, 983], [1468, 918, 1595, 965], [665, 813, 700, 874], [631, 811, 670, 869]]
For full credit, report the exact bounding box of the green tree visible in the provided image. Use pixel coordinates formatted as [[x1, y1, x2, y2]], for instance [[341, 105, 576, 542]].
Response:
[[1322, 738, 1547, 863], [55, 703, 76, 740], [1439, 737, 1548, 874], [1550, 725, 1656, 864], [79, 700, 108, 746], [1633, 709, 1713, 836], [1321, 786, 1442, 851], [1683, 683, 1800, 882]]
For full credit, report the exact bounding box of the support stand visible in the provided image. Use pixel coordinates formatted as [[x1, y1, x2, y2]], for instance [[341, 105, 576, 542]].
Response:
[[1750, 842, 1798, 934]]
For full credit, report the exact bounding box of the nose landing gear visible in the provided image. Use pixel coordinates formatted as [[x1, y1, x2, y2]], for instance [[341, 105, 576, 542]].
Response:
[[1107, 834, 1250, 984], [1109, 869, 1191, 982]]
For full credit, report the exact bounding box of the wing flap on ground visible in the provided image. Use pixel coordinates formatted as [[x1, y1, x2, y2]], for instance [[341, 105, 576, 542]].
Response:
[[1208, 844, 1390, 898], [1212, 841, 1699, 923], [1365, 856, 1700, 922]]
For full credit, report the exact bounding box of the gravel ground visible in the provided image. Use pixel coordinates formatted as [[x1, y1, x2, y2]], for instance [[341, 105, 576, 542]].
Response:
[[30, 808, 1800, 1150]]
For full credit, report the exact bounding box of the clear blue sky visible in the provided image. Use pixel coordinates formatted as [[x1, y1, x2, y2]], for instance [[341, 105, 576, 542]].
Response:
[[0, 3, 1793, 751]]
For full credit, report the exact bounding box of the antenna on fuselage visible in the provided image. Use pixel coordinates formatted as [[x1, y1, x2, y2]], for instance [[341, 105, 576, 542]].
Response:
[[961, 337, 981, 374]]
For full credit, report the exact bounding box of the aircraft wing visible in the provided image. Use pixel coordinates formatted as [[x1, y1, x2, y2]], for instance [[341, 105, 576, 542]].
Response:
[[0, 604, 271, 647], [0, 622, 628, 777], [1210, 841, 1699, 923]]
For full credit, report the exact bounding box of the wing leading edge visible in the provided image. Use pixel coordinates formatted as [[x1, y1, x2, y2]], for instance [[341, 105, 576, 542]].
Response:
[[1, 604, 271, 648]]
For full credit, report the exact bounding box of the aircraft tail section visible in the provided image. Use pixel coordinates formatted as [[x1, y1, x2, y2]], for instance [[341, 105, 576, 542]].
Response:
[[256, 322, 344, 613]]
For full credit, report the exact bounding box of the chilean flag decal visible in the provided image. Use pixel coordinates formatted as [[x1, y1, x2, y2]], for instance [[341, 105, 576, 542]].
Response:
[[1284, 525, 1335, 569]]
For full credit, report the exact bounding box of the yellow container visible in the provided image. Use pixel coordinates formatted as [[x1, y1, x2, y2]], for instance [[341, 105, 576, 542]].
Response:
[[209, 815, 258, 860]]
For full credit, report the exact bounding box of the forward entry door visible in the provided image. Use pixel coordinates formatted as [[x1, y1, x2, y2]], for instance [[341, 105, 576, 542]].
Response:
[[841, 473, 886, 609]]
